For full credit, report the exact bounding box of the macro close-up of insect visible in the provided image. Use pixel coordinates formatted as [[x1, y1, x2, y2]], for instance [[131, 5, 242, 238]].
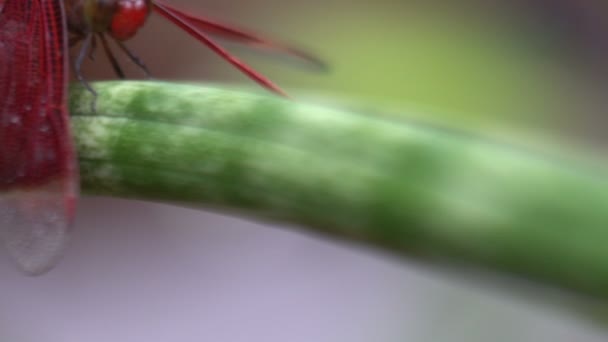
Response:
[[0, 0, 322, 275], [3, 1, 608, 342]]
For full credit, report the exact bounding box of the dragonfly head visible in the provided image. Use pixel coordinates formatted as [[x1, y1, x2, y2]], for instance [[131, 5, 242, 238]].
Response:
[[68, 0, 152, 41], [107, 0, 152, 41]]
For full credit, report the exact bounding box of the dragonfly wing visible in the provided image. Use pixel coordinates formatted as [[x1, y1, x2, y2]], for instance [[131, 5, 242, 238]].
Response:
[[153, 0, 288, 96], [0, 187, 76, 275], [153, 0, 326, 71], [0, 0, 77, 275]]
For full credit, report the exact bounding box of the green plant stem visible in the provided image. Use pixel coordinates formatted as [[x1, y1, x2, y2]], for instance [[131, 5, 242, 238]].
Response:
[[70, 81, 608, 299]]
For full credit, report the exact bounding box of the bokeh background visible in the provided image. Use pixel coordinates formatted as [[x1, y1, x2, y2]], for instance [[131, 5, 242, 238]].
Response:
[[3, 0, 608, 341]]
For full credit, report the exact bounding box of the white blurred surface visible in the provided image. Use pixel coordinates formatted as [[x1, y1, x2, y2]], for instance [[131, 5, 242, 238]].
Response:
[[1, 197, 607, 342]]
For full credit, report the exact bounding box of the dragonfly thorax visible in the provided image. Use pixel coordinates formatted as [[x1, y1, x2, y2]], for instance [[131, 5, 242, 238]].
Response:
[[67, 0, 152, 41]]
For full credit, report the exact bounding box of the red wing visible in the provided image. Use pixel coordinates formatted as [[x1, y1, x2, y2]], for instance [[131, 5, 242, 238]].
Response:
[[153, 1, 288, 96], [153, 0, 326, 72], [0, 0, 77, 275]]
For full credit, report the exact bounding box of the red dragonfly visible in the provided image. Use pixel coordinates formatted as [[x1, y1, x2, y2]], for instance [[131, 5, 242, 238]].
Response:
[[0, 0, 323, 275]]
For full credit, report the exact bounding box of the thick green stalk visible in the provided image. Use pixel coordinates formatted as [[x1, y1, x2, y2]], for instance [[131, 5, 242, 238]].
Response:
[[70, 81, 608, 299]]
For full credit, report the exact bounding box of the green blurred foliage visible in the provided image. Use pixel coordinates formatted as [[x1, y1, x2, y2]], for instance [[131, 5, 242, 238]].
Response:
[[246, 1, 601, 144]]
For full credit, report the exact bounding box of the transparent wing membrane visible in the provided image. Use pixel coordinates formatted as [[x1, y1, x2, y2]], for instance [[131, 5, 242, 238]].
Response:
[[0, 0, 77, 274], [0, 185, 75, 275]]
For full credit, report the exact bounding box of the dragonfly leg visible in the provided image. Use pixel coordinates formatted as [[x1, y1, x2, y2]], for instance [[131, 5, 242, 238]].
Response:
[[88, 35, 97, 61], [98, 34, 126, 79], [115, 40, 152, 79], [70, 34, 97, 62], [74, 33, 98, 112]]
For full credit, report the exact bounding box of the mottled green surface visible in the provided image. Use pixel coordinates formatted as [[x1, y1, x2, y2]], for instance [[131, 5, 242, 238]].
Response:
[[70, 81, 608, 299]]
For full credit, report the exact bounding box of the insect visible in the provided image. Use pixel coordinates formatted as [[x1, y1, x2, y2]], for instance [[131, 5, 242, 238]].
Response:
[[0, 0, 323, 275]]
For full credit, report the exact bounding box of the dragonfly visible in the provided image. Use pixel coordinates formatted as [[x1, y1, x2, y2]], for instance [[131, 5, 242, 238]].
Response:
[[0, 0, 323, 275]]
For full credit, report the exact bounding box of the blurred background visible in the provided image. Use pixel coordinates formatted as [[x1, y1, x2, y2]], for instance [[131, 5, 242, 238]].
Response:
[[3, 0, 608, 341], [92, 0, 608, 148]]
